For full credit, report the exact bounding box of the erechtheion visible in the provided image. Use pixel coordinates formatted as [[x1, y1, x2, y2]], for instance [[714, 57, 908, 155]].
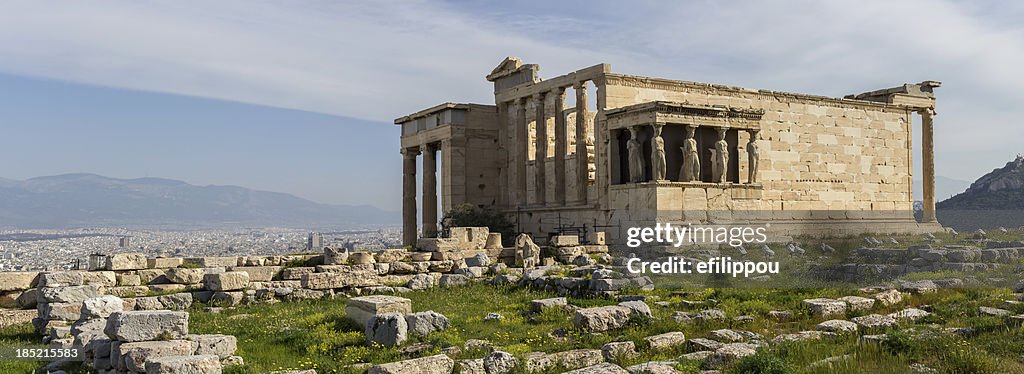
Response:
[[394, 57, 942, 246]]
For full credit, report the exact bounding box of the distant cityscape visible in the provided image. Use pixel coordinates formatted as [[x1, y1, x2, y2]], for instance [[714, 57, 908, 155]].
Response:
[[0, 227, 402, 271]]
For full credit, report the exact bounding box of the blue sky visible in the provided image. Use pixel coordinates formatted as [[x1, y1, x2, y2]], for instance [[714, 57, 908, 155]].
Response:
[[2, 0, 1023, 210]]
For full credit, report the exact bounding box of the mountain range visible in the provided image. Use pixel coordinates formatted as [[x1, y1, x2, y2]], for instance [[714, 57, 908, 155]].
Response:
[[0, 173, 397, 229], [936, 155, 1024, 230]]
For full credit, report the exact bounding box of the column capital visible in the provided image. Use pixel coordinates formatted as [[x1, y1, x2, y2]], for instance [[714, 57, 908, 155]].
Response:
[[919, 107, 936, 118], [573, 80, 586, 90], [533, 92, 546, 101], [401, 147, 420, 157], [551, 86, 566, 97]]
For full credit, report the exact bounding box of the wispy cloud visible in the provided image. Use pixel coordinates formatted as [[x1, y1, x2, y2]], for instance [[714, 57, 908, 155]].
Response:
[[1, 0, 1022, 181]]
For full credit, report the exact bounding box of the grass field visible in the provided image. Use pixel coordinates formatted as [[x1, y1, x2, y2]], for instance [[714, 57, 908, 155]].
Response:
[[2, 283, 1022, 373]]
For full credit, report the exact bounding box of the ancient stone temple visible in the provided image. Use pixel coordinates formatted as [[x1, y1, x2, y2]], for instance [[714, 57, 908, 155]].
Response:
[[394, 57, 942, 246]]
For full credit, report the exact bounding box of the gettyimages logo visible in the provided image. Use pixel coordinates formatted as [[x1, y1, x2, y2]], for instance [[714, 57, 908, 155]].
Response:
[[625, 222, 768, 248], [624, 222, 777, 277]]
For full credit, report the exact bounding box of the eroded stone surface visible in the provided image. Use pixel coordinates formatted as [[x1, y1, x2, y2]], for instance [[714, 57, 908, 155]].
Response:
[[104, 311, 189, 342], [367, 354, 454, 374]]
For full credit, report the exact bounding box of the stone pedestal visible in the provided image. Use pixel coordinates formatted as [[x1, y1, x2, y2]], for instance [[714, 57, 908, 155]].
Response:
[[346, 295, 412, 328]]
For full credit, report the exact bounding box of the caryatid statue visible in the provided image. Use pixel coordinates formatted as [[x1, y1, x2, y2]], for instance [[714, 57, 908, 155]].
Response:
[[651, 123, 667, 181], [713, 128, 729, 183], [747, 129, 760, 184], [680, 125, 700, 182], [627, 126, 645, 183]]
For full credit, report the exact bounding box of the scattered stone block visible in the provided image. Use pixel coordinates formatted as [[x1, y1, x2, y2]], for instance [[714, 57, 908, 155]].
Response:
[[522, 350, 600, 373], [302, 268, 379, 289], [706, 343, 758, 369], [464, 253, 491, 267], [137, 269, 170, 285], [888, 308, 931, 322], [323, 247, 350, 265], [709, 329, 746, 343], [0, 272, 37, 291], [483, 350, 517, 374], [82, 295, 124, 319], [118, 340, 192, 372], [851, 314, 897, 329], [40, 303, 82, 321], [211, 292, 244, 306], [15, 290, 37, 309], [280, 267, 316, 280], [692, 309, 724, 319], [39, 285, 101, 303], [680, 351, 713, 361], [574, 305, 632, 332], [979, 306, 1012, 317], [406, 274, 434, 290], [873, 289, 903, 306], [601, 341, 637, 360], [185, 256, 238, 268], [226, 266, 281, 282], [688, 338, 724, 351], [367, 353, 454, 374], [157, 293, 193, 310], [644, 331, 686, 350], [203, 272, 250, 291], [104, 311, 189, 342], [188, 334, 237, 359], [562, 363, 629, 374], [438, 274, 470, 288], [625, 361, 679, 374], [148, 257, 184, 269], [838, 296, 874, 312], [551, 235, 580, 247], [164, 268, 203, 285], [619, 300, 652, 319], [347, 295, 412, 328], [458, 358, 486, 374], [108, 253, 148, 271], [815, 319, 858, 334], [405, 311, 450, 337], [530, 297, 568, 313], [39, 271, 84, 287], [802, 298, 847, 318], [349, 252, 376, 265], [145, 354, 222, 374], [900, 280, 938, 294]]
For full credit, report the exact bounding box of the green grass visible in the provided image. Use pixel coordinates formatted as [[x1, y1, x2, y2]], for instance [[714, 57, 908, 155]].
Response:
[[182, 283, 1024, 374]]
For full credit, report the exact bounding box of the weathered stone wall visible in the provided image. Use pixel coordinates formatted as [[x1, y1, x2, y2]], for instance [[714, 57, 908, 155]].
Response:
[[602, 75, 915, 213]]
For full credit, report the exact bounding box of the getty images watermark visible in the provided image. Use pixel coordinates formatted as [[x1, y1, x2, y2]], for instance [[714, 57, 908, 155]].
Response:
[[624, 223, 780, 278]]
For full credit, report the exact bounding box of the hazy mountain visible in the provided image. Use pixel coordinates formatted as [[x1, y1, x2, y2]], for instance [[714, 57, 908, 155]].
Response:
[[913, 176, 972, 202], [939, 156, 1024, 209], [0, 173, 397, 229], [936, 156, 1024, 230]]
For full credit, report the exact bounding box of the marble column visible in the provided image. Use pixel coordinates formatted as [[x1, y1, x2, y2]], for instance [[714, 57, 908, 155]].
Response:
[[574, 82, 589, 203], [553, 87, 567, 205], [515, 99, 528, 205], [921, 108, 937, 223], [422, 143, 438, 238], [534, 93, 547, 205], [401, 147, 419, 246]]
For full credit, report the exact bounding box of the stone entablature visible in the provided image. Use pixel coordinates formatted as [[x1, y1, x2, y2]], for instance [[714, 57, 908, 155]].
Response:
[[604, 101, 764, 131]]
